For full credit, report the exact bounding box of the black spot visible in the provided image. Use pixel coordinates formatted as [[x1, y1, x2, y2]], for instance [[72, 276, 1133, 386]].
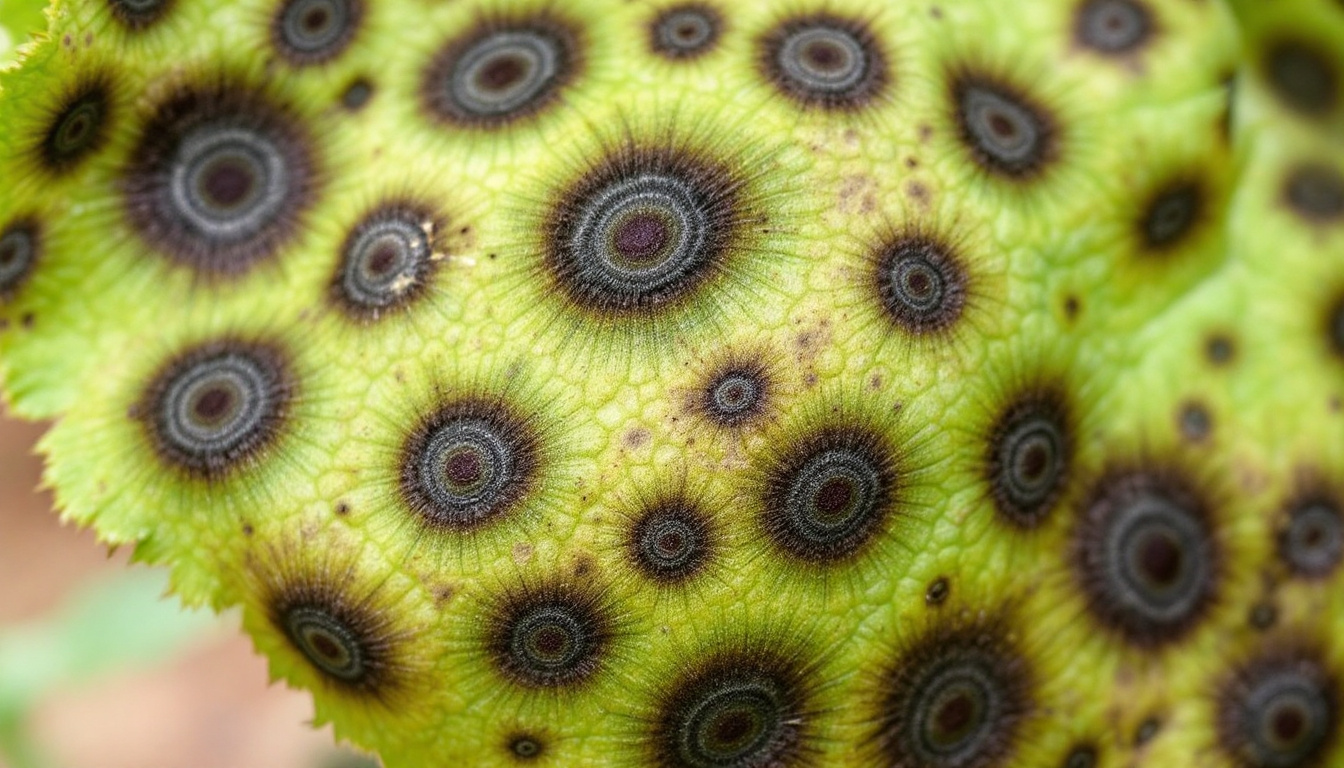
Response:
[[0, 217, 40, 302], [985, 387, 1072, 529], [1139, 179, 1204, 252], [107, 0, 173, 30], [266, 571, 403, 697], [925, 577, 950, 606], [120, 81, 318, 278], [271, 0, 361, 65], [1206, 334, 1236, 366], [874, 232, 968, 335], [650, 5, 722, 60], [1279, 493, 1343, 579], [1249, 602, 1278, 631], [1074, 0, 1152, 55], [758, 14, 887, 110], [37, 76, 112, 175], [651, 648, 815, 768], [341, 77, 374, 111], [486, 582, 613, 689], [543, 144, 743, 318], [1135, 717, 1160, 746], [700, 358, 769, 428], [952, 71, 1057, 179], [1217, 647, 1339, 768], [1071, 467, 1220, 647], [136, 339, 293, 478], [1284, 163, 1344, 224], [1178, 402, 1212, 443], [759, 423, 901, 565], [421, 14, 580, 128], [399, 395, 540, 531], [629, 499, 715, 585], [1264, 39, 1339, 118], [1327, 296, 1344, 361], [873, 617, 1033, 768], [1064, 744, 1099, 768], [508, 733, 544, 761], [331, 199, 442, 321]]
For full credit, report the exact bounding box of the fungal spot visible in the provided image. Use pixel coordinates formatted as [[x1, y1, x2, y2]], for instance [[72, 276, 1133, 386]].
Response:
[[107, 0, 172, 30], [925, 577, 949, 606], [650, 6, 721, 60], [629, 499, 713, 584], [1135, 717, 1160, 746], [508, 734, 544, 761], [1249, 602, 1278, 631], [1072, 468, 1220, 646], [874, 618, 1032, 768], [1327, 297, 1344, 360], [1279, 495, 1343, 579], [700, 359, 768, 428], [331, 200, 440, 320], [38, 78, 112, 174], [544, 144, 743, 318], [1206, 334, 1235, 366], [421, 15, 579, 127], [1284, 163, 1344, 223], [953, 72, 1056, 179], [1063, 295, 1080, 321], [1178, 402, 1211, 443], [1064, 744, 1098, 768], [266, 573, 401, 696], [272, 0, 361, 65], [1140, 180, 1204, 252], [1264, 39, 1339, 117], [137, 339, 292, 477], [652, 650, 812, 768], [0, 218, 40, 301], [1217, 648, 1340, 768], [874, 232, 968, 335], [341, 78, 374, 111], [399, 396, 540, 531], [986, 388, 1072, 529], [759, 14, 887, 110], [487, 583, 612, 689], [121, 82, 317, 277], [1074, 0, 1152, 55], [760, 424, 901, 565]]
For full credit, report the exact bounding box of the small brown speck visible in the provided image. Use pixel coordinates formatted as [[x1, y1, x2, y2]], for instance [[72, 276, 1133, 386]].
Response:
[[905, 180, 931, 207], [624, 427, 650, 449], [1063, 295, 1080, 321], [1205, 334, 1235, 366], [512, 542, 534, 565], [918, 124, 933, 142], [242, 523, 254, 536], [433, 584, 455, 603], [869, 374, 882, 390], [1178, 401, 1212, 442], [334, 501, 351, 516], [1249, 601, 1277, 630], [905, 157, 918, 168], [925, 577, 949, 605], [573, 555, 595, 577], [20, 313, 33, 329]]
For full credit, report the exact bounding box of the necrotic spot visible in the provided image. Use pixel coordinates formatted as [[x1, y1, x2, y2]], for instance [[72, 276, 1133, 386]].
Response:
[[509, 734, 544, 760], [651, 6, 721, 60], [1218, 650, 1339, 768], [760, 15, 885, 110], [876, 622, 1032, 768], [140, 340, 291, 477], [489, 587, 610, 689], [986, 390, 1071, 528], [1285, 164, 1344, 223], [1279, 497, 1343, 579], [108, 0, 172, 30], [400, 398, 539, 531], [1265, 40, 1339, 117], [630, 501, 712, 583], [341, 78, 374, 111], [546, 147, 738, 316], [1140, 181, 1203, 251], [875, 234, 968, 334], [272, 0, 362, 65], [701, 362, 767, 427], [39, 80, 111, 174], [1074, 0, 1152, 55], [0, 218, 40, 301], [1065, 745, 1098, 768], [422, 18, 577, 127], [1073, 469, 1219, 646], [284, 605, 368, 682], [656, 654, 809, 768], [761, 425, 899, 564], [121, 84, 316, 277], [953, 74, 1055, 179], [332, 201, 438, 319]]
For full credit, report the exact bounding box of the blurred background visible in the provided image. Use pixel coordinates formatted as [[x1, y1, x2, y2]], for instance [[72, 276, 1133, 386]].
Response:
[[0, 410, 378, 768]]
